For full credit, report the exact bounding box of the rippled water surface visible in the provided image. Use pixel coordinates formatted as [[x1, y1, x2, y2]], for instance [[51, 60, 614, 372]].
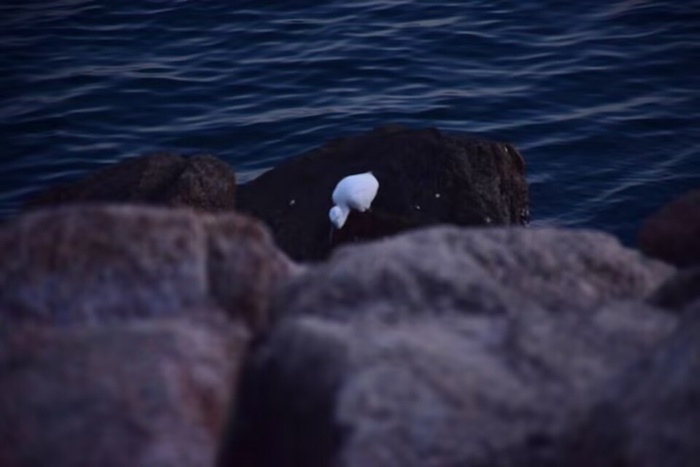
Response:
[[2, 1, 698, 242]]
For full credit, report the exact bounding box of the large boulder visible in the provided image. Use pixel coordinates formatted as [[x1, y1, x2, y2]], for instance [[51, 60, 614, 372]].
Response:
[[0, 316, 249, 467], [218, 226, 678, 466], [647, 267, 700, 312], [638, 189, 700, 268], [236, 125, 529, 260], [527, 303, 700, 467], [218, 305, 676, 467], [0, 205, 298, 329], [25, 152, 237, 213], [270, 226, 674, 322]]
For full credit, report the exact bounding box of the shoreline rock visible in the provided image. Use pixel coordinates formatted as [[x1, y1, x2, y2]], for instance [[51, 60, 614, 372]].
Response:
[[25, 152, 238, 213], [1, 130, 697, 467], [219, 304, 677, 467], [0, 204, 298, 330], [269, 226, 674, 324], [0, 316, 249, 467], [237, 124, 529, 260]]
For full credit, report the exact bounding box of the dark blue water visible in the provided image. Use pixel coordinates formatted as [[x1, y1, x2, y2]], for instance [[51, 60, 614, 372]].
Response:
[[2, 1, 698, 242]]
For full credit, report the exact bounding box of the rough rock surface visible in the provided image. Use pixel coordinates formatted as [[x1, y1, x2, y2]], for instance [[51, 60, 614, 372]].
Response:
[[236, 124, 529, 260], [25, 152, 237, 213], [271, 226, 674, 322], [219, 304, 676, 467], [531, 303, 700, 467], [647, 267, 700, 312], [638, 189, 700, 268], [0, 316, 249, 467], [218, 226, 679, 467], [0, 205, 297, 328]]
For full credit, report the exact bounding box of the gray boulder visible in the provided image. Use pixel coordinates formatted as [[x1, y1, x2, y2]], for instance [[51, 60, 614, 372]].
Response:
[[531, 303, 700, 467], [271, 226, 674, 322], [0, 316, 249, 467], [0, 205, 298, 329], [219, 304, 676, 467], [219, 226, 678, 466]]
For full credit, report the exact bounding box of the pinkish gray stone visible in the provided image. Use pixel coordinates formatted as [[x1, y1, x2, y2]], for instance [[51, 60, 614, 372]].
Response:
[[219, 303, 676, 467], [271, 226, 674, 322], [0, 316, 248, 467], [0, 205, 298, 329], [219, 226, 679, 467]]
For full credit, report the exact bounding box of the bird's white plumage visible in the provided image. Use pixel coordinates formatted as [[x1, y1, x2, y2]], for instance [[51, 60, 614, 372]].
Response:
[[329, 171, 379, 229]]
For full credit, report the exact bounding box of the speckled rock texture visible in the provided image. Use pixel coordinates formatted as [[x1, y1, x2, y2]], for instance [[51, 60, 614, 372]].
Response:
[[0, 316, 249, 467], [219, 305, 676, 467], [270, 226, 674, 322], [520, 302, 700, 467], [218, 226, 681, 467], [236, 124, 529, 260], [3, 170, 696, 466], [647, 267, 700, 312], [0, 205, 298, 329], [25, 152, 238, 213]]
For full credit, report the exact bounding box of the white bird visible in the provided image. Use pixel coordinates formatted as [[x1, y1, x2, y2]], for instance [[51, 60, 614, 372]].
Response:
[[329, 171, 379, 229]]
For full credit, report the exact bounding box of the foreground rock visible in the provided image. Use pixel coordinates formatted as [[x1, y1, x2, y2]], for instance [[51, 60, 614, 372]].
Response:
[[638, 189, 700, 268], [0, 317, 248, 467], [0, 205, 298, 329], [530, 302, 700, 467], [218, 227, 678, 466], [219, 306, 676, 467], [236, 125, 529, 260], [270, 226, 674, 322], [26, 152, 238, 213], [647, 267, 700, 312]]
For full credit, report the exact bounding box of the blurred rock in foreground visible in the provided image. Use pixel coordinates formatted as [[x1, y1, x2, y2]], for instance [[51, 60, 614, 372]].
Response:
[[218, 226, 680, 467], [0, 205, 298, 330], [0, 316, 248, 467]]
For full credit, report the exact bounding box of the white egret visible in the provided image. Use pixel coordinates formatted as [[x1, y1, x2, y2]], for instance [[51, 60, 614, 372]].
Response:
[[329, 171, 379, 229]]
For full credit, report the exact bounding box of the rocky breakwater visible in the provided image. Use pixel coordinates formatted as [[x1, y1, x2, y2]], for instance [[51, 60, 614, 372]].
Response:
[[22, 125, 529, 261], [3, 126, 699, 467], [0, 205, 298, 467]]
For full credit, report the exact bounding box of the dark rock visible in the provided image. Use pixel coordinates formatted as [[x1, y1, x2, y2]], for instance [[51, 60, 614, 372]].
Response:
[[328, 209, 422, 247], [236, 125, 529, 260], [0, 205, 298, 329], [533, 303, 700, 467], [25, 152, 237, 213], [218, 303, 676, 467], [638, 189, 700, 268], [271, 226, 674, 323], [0, 316, 249, 467], [647, 267, 700, 312]]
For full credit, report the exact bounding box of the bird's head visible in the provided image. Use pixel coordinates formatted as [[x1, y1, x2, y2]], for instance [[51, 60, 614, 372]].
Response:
[[329, 205, 349, 229]]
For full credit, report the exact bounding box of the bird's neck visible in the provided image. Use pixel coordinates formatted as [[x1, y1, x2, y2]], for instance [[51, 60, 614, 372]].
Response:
[[337, 205, 350, 229]]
